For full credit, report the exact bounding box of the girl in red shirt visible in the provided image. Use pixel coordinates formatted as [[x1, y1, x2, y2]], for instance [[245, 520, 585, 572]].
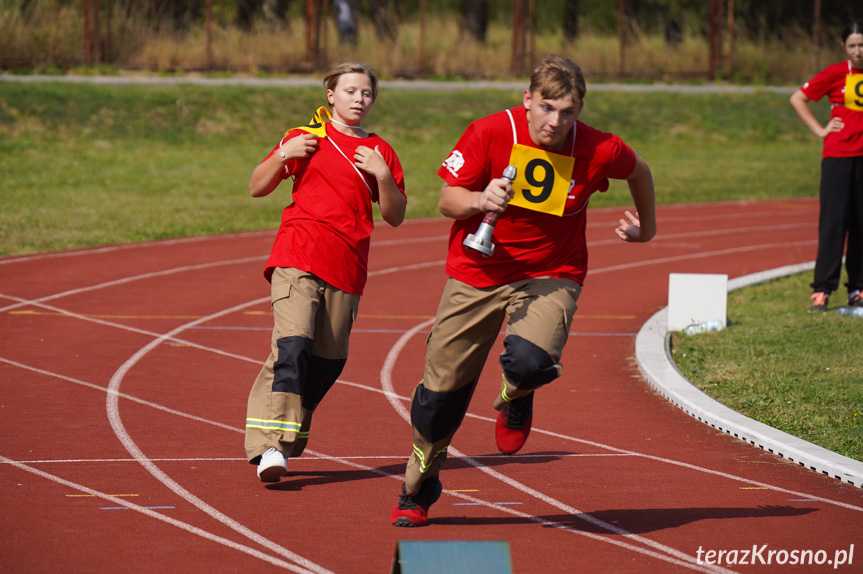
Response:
[[790, 21, 863, 311], [244, 62, 406, 483]]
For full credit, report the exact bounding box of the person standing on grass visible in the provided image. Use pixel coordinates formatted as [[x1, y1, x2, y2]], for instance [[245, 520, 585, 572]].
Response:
[[389, 54, 657, 527], [244, 62, 406, 483], [790, 21, 863, 312]]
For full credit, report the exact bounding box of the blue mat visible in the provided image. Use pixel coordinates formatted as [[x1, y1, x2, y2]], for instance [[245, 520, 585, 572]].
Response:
[[391, 540, 513, 574]]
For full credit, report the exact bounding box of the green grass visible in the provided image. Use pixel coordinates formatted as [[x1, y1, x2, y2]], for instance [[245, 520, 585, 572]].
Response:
[[0, 81, 826, 256], [671, 271, 863, 462]]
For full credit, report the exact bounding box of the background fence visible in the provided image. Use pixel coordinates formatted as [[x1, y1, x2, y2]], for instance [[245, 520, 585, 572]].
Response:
[[2, 0, 863, 82]]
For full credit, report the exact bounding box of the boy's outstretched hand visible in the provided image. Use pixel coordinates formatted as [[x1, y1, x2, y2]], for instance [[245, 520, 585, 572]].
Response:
[[615, 210, 644, 242]]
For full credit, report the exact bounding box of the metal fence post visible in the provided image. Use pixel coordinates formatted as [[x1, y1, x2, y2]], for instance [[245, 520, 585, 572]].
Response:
[[205, 0, 213, 70], [813, 0, 822, 74], [709, 0, 723, 77], [618, 0, 625, 77], [726, 0, 735, 80], [82, 0, 90, 64], [105, 0, 111, 64]]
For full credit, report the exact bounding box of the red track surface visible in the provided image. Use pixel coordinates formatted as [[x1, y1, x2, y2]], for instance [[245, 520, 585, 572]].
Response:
[[2, 198, 861, 573]]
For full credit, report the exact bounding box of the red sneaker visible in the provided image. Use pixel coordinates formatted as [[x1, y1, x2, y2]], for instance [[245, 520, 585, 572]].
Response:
[[495, 392, 534, 455], [390, 477, 443, 527], [808, 292, 829, 312]]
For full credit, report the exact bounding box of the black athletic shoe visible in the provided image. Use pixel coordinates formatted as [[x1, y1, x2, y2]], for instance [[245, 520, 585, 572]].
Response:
[[849, 290, 863, 308], [390, 476, 443, 527]]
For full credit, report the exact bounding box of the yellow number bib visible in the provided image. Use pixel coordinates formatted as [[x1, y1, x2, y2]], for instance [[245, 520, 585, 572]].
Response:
[[285, 106, 331, 138], [506, 144, 575, 217], [845, 74, 863, 111]]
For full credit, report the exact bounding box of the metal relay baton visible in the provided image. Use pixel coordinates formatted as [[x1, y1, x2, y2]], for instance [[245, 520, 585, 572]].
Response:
[[462, 165, 517, 257]]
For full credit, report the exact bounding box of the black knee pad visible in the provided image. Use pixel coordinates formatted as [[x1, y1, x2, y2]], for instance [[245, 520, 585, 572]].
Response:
[[272, 336, 313, 395], [303, 355, 347, 411], [411, 382, 475, 444], [499, 335, 558, 391]]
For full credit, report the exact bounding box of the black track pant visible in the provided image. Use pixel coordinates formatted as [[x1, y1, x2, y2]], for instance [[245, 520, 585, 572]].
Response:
[[811, 156, 863, 296]]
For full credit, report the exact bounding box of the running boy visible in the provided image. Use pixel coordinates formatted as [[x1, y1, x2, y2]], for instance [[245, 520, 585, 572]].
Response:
[[390, 55, 656, 527]]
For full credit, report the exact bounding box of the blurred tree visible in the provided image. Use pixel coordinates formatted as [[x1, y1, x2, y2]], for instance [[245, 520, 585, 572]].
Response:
[[563, 0, 578, 42], [116, 0, 202, 30], [661, 0, 684, 45], [237, 0, 291, 28], [462, 0, 487, 43], [263, 0, 291, 22], [237, 0, 257, 28], [360, 0, 399, 42]]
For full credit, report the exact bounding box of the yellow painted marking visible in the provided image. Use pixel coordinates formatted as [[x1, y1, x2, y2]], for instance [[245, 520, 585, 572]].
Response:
[[449, 489, 479, 492], [739, 487, 768, 490], [66, 494, 139, 497]]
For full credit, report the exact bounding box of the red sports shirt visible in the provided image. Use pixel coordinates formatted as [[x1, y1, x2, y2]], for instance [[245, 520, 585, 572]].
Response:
[[262, 122, 406, 295], [438, 105, 636, 288], [800, 61, 863, 158]]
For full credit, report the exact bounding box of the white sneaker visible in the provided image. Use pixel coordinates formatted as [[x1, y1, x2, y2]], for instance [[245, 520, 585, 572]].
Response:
[[257, 448, 287, 482]]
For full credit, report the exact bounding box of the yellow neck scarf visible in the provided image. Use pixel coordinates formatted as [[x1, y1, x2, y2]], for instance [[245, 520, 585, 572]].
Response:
[[285, 106, 331, 138]]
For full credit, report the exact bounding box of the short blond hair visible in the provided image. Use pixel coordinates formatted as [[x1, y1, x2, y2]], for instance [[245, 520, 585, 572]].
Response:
[[323, 62, 379, 102], [528, 55, 586, 102]]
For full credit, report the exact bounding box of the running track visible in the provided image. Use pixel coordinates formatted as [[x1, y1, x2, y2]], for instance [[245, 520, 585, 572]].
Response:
[[1, 198, 861, 573]]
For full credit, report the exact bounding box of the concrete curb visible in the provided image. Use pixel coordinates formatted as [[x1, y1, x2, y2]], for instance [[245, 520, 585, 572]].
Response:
[[0, 74, 796, 94], [635, 262, 863, 488]]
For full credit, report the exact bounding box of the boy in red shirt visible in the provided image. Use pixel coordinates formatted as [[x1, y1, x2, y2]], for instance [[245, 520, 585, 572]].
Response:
[[390, 55, 656, 527]]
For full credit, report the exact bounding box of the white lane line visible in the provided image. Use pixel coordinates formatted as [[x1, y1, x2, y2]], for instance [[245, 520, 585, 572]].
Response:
[[591, 240, 817, 275], [4, 367, 713, 572], [0, 256, 266, 314], [0, 220, 812, 312], [0, 356, 246, 432], [377, 319, 736, 574], [1, 234, 856, 514], [4, 453, 633, 465], [5, 351, 860, 516], [0, 216, 450, 266], [0, 454, 318, 574], [0, 296, 268, 364], [4, 342, 860, 574], [587, 222, 817, 247], [0, 231, 273, 266], [103, 302, 334, 574], [0, 222, 839, 571]]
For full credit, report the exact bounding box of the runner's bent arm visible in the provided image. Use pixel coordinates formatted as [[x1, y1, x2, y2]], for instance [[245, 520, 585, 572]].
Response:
[[789, 89, 844, 139], [438, 177, 513, 220], [618, 154, 657, 243], [355, 145, 406, 227], [249, 133, 319, 198]]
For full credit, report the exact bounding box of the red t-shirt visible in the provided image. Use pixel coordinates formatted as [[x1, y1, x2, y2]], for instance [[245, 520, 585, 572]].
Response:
[[800, 61, 863, 158], [437, 106, 636, 288], [263, 122, 406, 295]]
